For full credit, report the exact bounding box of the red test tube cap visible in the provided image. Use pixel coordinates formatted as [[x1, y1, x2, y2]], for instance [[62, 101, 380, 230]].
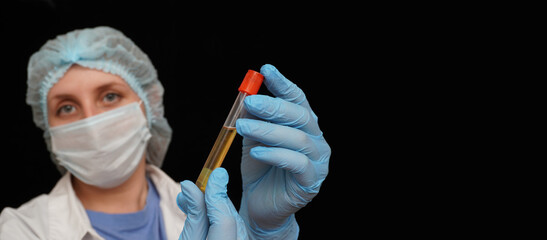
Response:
[[238, 70, 264, 95]]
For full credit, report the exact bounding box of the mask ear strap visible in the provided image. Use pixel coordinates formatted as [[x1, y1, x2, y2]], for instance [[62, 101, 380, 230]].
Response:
[[137, 100, 148, 122], [136, 100, 151, 128]]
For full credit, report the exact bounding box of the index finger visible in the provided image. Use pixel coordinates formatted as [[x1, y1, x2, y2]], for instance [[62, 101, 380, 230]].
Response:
[[260, 64, 311, 110], [243, 95, 321, 136]]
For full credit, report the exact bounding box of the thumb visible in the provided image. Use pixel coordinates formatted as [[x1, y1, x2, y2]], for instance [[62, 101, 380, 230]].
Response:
[[178, 180, 208, 240], [205, 168, 248, 240]]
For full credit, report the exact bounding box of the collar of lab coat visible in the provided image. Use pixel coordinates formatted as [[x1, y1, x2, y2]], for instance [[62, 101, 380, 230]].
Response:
[[47, 164, 186, 240]]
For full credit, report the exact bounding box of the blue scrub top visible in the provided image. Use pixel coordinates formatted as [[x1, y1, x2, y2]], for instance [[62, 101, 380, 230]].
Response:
[[86, 178, 167, 240]]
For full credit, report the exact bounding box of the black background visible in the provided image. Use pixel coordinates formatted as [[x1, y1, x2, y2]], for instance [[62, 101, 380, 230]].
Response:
[[0, 1, 363, 238]]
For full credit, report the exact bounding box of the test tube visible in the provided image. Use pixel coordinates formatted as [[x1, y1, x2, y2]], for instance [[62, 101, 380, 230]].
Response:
[[195, 70, 264, 192]]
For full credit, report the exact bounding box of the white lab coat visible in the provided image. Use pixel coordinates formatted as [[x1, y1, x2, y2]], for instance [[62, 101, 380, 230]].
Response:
[[0, 164, 186, 240]]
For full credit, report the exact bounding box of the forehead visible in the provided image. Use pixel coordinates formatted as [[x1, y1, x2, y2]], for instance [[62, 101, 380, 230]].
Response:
[[47, 65, 130, 98]]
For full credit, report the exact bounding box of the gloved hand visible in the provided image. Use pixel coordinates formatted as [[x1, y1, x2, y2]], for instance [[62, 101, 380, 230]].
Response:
[[236, 64, 331, 239], [177, 168, 248, 240]]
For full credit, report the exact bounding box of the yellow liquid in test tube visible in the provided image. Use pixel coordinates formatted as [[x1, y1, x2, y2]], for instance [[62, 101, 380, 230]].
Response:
[[196, 126, 237, 192], [195, 69, 263, 192]]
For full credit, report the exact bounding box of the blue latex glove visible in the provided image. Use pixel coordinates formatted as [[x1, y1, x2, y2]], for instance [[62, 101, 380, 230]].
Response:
[[236, 64, 331, 239], [177, 180, 208, 240], [177, 168, 248, 240]]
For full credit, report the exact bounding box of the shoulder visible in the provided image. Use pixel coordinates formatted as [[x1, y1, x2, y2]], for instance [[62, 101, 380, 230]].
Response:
[[146, 164, 187, 237], [146, 164, 180, 194], [146, 164, 182, 208], [147, 164, 181, 207], [0, 194, 50, 239]]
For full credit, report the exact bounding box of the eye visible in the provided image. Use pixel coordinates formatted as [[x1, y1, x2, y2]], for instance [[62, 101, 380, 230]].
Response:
[[103, 92, 120, 103], [57, 104, 76, 116]]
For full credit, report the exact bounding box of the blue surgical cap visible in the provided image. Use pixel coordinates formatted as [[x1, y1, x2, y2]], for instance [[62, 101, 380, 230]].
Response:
[[26, 26, 172, 173]]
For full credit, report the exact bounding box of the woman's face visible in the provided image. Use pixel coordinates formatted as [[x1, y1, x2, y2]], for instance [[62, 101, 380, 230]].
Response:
[[47, 65, 144, 127]]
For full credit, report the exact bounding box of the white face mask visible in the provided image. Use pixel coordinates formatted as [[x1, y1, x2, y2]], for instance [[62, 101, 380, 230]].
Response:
[[49, 102, 151, 189]]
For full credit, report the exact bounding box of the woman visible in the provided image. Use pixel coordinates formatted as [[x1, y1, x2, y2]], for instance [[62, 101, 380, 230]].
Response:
[[0, 26, 331, 240]]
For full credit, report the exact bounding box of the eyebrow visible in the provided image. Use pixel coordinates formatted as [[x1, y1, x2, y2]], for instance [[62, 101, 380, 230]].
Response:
[[48, 81, 130, 102], [94, 81, 130, 93], [49, 93, 78, 101]]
